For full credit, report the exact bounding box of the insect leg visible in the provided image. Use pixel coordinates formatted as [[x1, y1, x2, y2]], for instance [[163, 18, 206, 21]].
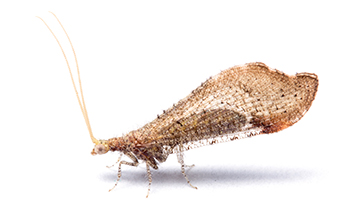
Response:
[[184, 163, 195, 168], [106, 153, 123, 168], [176, 151, 197, 189], [109, 153, 139, 192], [145, 163, 152, 198]]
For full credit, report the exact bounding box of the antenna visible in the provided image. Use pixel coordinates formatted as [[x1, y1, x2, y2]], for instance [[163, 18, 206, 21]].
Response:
[[37, 12, 98, 145]]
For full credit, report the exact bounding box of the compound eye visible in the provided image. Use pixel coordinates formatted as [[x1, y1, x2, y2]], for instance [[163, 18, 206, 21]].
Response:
[[94, 144, 107, 154]]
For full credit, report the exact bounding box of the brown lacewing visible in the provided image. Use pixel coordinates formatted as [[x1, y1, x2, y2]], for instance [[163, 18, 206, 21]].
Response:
[[37, 12, 318, 197]]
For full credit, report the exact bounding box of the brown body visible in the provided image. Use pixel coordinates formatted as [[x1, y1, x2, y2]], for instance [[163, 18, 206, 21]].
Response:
[[102, 62, 318, 170]]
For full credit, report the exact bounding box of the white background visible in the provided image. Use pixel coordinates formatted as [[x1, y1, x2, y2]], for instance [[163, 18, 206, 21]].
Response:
[[1, 0, 349, 208]]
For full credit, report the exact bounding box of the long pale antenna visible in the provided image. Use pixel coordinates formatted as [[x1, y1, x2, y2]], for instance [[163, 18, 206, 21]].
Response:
[[37, 12, 98, 145]]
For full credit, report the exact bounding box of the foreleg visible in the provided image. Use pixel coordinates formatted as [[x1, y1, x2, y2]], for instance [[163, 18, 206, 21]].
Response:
[[109, 153, 139, 192]]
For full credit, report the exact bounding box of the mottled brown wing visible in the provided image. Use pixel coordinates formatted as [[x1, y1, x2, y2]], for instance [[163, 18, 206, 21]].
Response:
[[136, 62, 318, 153]]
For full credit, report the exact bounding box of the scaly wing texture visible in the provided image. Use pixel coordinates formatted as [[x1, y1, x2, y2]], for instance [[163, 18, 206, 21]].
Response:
[[132, 62, 318, 153]]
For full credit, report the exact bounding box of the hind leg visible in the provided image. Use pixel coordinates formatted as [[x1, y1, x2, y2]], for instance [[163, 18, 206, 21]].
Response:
[[176, 152, 197, 189], [145, 163, 152, 198]]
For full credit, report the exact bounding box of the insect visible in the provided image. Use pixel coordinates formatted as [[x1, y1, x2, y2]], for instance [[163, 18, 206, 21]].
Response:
[[38, 12, 318, 197]]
